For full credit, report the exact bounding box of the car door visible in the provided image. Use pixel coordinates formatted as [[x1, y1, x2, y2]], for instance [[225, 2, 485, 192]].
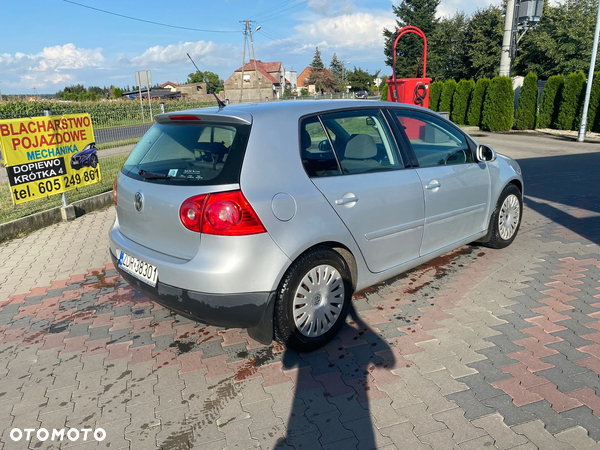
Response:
[[301, 109, 425, 273], [390, 109, 491, 256]]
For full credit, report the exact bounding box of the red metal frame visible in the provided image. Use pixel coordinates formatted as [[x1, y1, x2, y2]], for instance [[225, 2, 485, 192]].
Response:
[[392, 26, 428, 81], [388, 26, 431, 107]]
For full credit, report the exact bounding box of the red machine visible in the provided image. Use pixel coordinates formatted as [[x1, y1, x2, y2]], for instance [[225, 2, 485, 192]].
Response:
[[387, 26, 432, 108]]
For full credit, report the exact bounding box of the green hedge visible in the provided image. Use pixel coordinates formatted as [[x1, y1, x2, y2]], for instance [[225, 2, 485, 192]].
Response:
[[481, 76, 514, 132], [587, 72, 600, 132], [514, 72, 538, 130], [438, 80, 457, 113], [556, 72, 586, 130], [429, 81, 444, 111], [538, 75, 564, 129], [467, 78, 490, 127], [451, 80, 475, 125]]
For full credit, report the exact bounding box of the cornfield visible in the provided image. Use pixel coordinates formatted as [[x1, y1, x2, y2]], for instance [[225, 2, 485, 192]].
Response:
[[0, 99, 216, 129]]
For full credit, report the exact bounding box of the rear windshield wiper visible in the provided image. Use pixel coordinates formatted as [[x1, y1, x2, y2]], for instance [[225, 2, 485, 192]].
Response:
[[138, 169, 188, 180]]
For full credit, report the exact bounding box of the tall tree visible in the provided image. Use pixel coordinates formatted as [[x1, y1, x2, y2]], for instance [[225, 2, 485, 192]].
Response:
[[383, 0, 440, 78], [465, 5, 504, 80], [187, 71, 223, 93], [311, 47, 325, 70], [347, 67, 380, 92], [428, 12, 470, 81], [330, 53, 344, 80], [307, 69, 338, 94], [515, 0, 600, 78]]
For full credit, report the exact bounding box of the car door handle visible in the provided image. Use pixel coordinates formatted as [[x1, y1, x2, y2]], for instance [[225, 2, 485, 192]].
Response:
[[335, 196, 359, 205], [425, 180, 441, 190]]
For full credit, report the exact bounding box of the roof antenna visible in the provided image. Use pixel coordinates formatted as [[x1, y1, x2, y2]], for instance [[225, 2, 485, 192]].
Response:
[[187, 52, 225, 110], [213, 92, 226, 110]]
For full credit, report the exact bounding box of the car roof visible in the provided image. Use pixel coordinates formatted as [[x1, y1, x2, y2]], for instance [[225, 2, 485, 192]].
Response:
[[157, 100, 441, 123]]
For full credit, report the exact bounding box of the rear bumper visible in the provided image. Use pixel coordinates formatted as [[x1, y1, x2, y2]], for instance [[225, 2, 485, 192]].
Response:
[[111, 251, 276, 341]]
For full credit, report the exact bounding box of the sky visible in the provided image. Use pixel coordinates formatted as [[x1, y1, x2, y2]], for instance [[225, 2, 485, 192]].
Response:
[[0, 0, 499, 95]]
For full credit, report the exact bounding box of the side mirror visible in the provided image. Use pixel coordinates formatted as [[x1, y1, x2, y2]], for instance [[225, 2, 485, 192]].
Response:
[[477, 144, 497, 162], [366, 117, 376, 126]]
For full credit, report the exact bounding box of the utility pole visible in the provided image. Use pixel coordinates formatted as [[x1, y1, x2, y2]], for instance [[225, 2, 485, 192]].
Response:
[[578, 1, 600, 142], [239, 21, 249, 103], [248, 22, 263, 102], [499, 0, 516, 76]]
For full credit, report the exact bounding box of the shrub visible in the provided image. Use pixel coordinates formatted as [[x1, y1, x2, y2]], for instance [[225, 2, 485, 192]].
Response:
[[429, 81, 444, 111], [481, 76, 514, 132], [514, 72, 538, 130], [556, 72, 586, 130], [467, 78, 490, 126], [537, 75, 564, 129], [380, 84, 388, 101], [587, 73, 600, 132], [572, 72, 600, 132], [451, 79, 475, 125], [438, 80, 457, 113]]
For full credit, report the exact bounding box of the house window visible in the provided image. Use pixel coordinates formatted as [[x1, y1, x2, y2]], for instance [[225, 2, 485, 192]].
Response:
[[243, 75, 250, 83]]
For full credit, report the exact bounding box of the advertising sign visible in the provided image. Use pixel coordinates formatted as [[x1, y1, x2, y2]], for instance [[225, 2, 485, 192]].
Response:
[[0, 114, 100, 204]]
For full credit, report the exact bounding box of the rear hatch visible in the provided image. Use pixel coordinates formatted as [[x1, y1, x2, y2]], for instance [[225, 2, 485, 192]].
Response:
[[117, 112, 252, 260]]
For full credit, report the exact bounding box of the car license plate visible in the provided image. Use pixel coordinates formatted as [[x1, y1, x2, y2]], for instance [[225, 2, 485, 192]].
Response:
[[117, 249, 158, 287]]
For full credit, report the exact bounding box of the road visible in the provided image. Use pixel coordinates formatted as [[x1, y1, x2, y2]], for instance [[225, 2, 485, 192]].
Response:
[[1, 131, 600, 449], [94, 123, 152, 145]]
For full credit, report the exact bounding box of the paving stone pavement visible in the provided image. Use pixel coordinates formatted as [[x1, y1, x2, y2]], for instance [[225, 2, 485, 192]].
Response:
[[1, 141, 600, 449]]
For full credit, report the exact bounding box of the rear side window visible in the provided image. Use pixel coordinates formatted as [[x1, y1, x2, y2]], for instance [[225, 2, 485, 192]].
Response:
[[299, 117, 341, 178], [122, 122, 251, 185]]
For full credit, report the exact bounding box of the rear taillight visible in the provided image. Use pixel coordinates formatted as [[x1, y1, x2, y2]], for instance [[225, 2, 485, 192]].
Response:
[[113, 176, 118, 206], [179, 194, 208, 232], [179, 190, 266, 236]]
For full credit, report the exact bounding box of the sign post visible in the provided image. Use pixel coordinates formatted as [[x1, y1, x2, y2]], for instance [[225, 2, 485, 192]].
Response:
[[135, 70, 153, 121], [0, 113, 100, 206], [44, 109, 69, 206]]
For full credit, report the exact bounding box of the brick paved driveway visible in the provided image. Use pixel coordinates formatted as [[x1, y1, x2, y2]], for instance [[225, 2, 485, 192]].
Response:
[[1, 134, 600, 449]]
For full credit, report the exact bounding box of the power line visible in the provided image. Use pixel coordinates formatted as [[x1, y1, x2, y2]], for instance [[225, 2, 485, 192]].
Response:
[[62, 0, 239, 33], [258, 0, 330, 23], [253, 0, 301, 21]]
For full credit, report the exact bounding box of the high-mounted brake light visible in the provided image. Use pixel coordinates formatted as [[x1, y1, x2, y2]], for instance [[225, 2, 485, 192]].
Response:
[[169, 115, 201, 121], [179, 190, 266, 236]]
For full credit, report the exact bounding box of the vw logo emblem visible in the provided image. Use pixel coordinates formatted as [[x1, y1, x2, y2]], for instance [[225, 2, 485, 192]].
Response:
[[134, 192, 143, 212]]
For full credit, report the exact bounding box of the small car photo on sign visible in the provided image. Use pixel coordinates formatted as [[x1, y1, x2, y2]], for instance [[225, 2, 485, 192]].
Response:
[[70, 142, 99, 170]]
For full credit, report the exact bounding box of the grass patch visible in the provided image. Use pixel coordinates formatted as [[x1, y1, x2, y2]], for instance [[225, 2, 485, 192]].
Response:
[[0, 153, 127, 224]]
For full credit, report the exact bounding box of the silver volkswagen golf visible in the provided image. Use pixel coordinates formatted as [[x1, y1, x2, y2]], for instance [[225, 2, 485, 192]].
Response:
[[109, 100, 523, 352]]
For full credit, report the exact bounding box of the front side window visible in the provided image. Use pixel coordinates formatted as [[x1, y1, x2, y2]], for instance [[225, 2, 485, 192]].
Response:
[[320, 109, 403, 174], [392, 110, 473, 168]]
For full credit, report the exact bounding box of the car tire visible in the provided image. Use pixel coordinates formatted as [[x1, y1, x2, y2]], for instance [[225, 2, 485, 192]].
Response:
[[484, 184, 522, 249], [90, 155, 98, 168], [274, 247, 353, 352]]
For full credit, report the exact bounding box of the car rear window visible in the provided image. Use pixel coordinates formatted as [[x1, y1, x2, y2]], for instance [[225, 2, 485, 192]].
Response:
[[122, 122, 251, 185]]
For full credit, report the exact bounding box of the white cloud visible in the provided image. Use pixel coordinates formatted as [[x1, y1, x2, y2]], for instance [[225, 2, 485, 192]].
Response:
[[388, 0, 498, 18], [307, 0, 354, 17], [34, 44, 103, 71], [0, 44, 104, 90], [436, 0, 496, 18], [294, 12, 396, 52], [124, 40, 235, 68]]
